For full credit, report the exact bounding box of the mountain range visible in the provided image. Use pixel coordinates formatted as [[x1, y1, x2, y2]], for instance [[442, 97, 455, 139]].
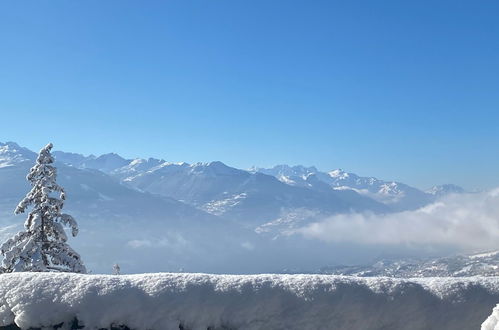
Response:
[[50, 146, 464, 216], [0, 141, 467, 273], [314, 250, 499, 277]]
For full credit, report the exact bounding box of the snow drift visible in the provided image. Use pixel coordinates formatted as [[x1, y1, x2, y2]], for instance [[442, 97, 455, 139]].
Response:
[[482, 304, 499, 329], [0, 273, 498, 330]]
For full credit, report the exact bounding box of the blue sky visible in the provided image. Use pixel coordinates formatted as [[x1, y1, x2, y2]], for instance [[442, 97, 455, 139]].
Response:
[[0, 0, 498, 190]]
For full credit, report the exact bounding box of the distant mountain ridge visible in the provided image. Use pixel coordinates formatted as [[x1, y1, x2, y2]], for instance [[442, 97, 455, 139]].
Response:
[[47, 147, 466, 215], [0, 142, 36, 168], [426, 184, 466, 197], [254, 165, 460, 211], [1, 143, 392, 226], [2, 143, 465, 218], [315, 250, 499, 277], [0, 141, 472, 274], [52, 151, 132, 173]]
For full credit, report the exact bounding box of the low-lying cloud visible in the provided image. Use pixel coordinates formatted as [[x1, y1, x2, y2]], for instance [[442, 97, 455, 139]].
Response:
[[297, 189, 499, 251]]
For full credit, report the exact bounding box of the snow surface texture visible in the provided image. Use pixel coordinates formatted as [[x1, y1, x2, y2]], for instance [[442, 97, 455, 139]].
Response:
[[483, 304, 499, 330], [0, 273, 498, 330]]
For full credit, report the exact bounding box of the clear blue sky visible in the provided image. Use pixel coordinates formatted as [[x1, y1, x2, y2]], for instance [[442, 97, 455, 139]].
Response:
[[0, 1, 498, 190]]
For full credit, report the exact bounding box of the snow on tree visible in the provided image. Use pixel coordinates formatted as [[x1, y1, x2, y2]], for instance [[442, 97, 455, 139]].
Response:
[[0, 143, 86, 273]]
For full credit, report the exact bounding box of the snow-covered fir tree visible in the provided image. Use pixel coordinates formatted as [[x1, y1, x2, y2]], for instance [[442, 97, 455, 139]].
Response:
[[0, 143, 86, 273]]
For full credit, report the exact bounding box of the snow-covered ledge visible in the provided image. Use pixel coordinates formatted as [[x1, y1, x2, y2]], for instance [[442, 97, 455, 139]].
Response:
[[482, 304, 499, 329], [0, 273, 498, 330]]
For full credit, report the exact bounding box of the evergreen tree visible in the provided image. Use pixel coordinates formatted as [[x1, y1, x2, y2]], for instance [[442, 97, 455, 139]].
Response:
[[0, 143, 86, 273], [113, 263, 121, 275]]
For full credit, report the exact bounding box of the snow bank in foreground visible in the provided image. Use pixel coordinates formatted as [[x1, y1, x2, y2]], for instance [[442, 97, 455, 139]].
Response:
[[0, 273, 498, 330], [482, 304, 499, 329]]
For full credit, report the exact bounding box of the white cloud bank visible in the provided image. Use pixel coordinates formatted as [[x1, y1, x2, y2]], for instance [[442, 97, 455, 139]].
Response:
[[297, 189, 499, 251]]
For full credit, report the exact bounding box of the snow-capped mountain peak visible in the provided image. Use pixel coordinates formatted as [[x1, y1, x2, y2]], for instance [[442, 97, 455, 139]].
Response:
[[255, 165, 435, 211], [111, 157, 166, 180], [254, 165, 317, 179], [53, 151, 95, 167], [426, 184, 465, 197], [0, 141, 36, 168], [328, 169, 350, 180], [88, 153, 129, 173], [189, 161, 243, 177], [378, 182, 402, 195], [53, 150, 131, 173]]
